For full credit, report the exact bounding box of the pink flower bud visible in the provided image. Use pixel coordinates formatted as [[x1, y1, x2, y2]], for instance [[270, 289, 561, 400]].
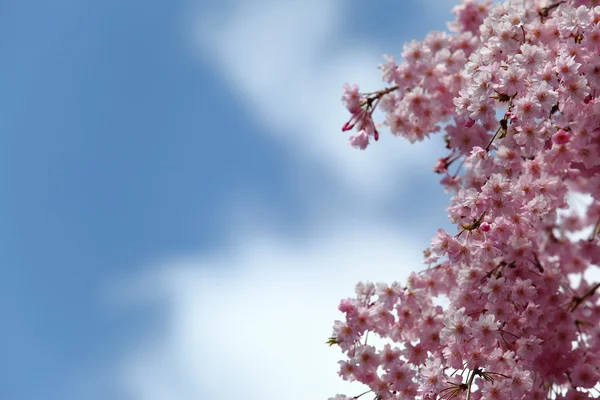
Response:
[[464, 118, 475, 128], [552, 129, 570, 145], [341, 121, 355, 132], [480, 222, 491, 232], [506, 111, 518, 123], [433, 157, 449, 174]]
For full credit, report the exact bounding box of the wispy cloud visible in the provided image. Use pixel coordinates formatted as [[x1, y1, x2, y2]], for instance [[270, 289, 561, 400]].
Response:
[[190, 0, 445, 205], [117, 218, 426, 400]]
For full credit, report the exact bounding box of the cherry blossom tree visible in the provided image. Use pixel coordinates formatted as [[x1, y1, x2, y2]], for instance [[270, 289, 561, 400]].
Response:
[[329, 1, 600, 399]]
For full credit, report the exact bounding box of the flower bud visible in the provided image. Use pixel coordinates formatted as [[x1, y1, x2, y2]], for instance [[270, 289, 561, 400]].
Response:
[[552, 129, 569, 145]]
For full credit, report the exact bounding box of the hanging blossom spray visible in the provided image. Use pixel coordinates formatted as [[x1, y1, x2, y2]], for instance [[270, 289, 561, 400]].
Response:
[[329, 1, 600, 399]]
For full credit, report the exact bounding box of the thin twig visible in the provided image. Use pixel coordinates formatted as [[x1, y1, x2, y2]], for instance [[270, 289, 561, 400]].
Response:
[[569, 282, 600, 312]]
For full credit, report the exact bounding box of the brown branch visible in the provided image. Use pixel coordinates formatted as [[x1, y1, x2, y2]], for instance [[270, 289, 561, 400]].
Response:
[[539, 1, 565, 21], [569, 282, 600, 312], [465, 369, 480, 400], [359, 86, 399, 108]]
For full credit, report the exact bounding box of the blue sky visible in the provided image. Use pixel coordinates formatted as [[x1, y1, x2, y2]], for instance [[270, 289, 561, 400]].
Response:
[[1, 1, 459, 399]]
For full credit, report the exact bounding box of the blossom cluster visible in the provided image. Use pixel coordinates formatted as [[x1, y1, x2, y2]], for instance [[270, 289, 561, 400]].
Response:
[[331, 1, 600, 399]]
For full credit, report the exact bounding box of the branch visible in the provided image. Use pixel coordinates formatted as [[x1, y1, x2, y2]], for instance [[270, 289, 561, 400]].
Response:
[[569, 282, 600, 312], [539, 1, 565, 21]]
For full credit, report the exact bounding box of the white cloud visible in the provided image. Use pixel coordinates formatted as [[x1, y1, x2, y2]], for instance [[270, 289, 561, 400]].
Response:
[[117, 219, 427, 400], [558, 192, 595, 241], [557, 192, 600, 285], [190, 0, 446, 205]]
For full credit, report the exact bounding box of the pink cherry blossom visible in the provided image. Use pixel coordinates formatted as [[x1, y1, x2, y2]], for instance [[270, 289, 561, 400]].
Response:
[[330, 1, 600, 399]]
